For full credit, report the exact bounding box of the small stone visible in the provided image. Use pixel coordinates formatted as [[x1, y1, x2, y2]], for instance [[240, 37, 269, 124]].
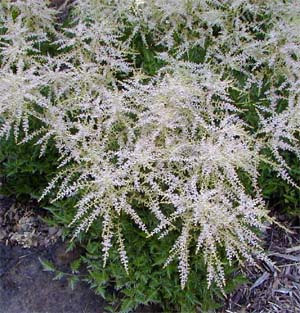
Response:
[[20, 223, 31, 232], [28, 217, 38, 225], [56, 229, 63, 237], [48, 227, 58, 236], [0, 230, 7, 241], [13, 225, 19, 232]]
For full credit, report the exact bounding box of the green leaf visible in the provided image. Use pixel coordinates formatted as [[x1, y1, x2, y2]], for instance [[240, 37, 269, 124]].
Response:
[[53, 271, 64, 280], [104, 305, 115, 313], [39, 258, 56, 272], [120, 299, 135, 313], [68, 276, 79, 290], [95, 286, 106, 298], [71, 259, 81, 274]]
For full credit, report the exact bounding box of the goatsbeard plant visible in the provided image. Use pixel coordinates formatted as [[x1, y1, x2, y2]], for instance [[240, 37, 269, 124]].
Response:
[[0, 0, 299, 291]]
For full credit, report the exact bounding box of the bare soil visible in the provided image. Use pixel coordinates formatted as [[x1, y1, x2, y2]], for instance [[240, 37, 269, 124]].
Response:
[[0, 196, 161, 313], [0, 242, 106, 313]]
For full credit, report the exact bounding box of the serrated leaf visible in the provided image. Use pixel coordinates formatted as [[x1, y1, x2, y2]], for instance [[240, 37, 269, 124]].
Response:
[[95, 286, 106, 298], [120, 299, 135, 313], [104, 305, 115, 313], [71, 259, 81, 274], [53, 271, 64, 280], [68, 276, 79, 290], [39, 258, 55, 272]]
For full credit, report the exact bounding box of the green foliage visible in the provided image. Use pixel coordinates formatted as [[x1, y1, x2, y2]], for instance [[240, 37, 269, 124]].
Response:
[[259, 152, 300, 217], [0, 121, 59, 200], [130, 33, 166, 76], [39, 258, 56, 272], [45, 200, 246, 313], [40, 257, 81, 291], [83, 230, 235, 312]]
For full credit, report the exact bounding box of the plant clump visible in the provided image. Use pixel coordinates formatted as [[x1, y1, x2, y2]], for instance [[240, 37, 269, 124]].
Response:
[[0, 0, 299, 297]]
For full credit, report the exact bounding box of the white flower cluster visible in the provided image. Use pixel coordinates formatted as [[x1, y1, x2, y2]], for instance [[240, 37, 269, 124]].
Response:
[[1, 0, 299, 289]]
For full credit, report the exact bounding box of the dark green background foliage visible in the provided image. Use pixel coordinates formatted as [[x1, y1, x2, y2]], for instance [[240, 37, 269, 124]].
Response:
[[259, 153, 300, 217], [0, 123, 59, 201]]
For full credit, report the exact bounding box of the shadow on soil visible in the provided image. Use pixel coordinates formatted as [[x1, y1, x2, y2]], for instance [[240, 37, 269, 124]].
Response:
[[0, 242, 106, 313]]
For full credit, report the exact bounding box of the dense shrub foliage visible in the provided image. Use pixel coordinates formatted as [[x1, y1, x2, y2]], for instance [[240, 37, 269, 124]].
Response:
[[0, 0, 300, 310]]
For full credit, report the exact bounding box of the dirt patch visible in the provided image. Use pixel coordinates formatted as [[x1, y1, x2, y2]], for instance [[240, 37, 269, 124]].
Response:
[[0, 242, 106, 313], [0, 195, 162, 313], [0, 195, 105, 313]]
